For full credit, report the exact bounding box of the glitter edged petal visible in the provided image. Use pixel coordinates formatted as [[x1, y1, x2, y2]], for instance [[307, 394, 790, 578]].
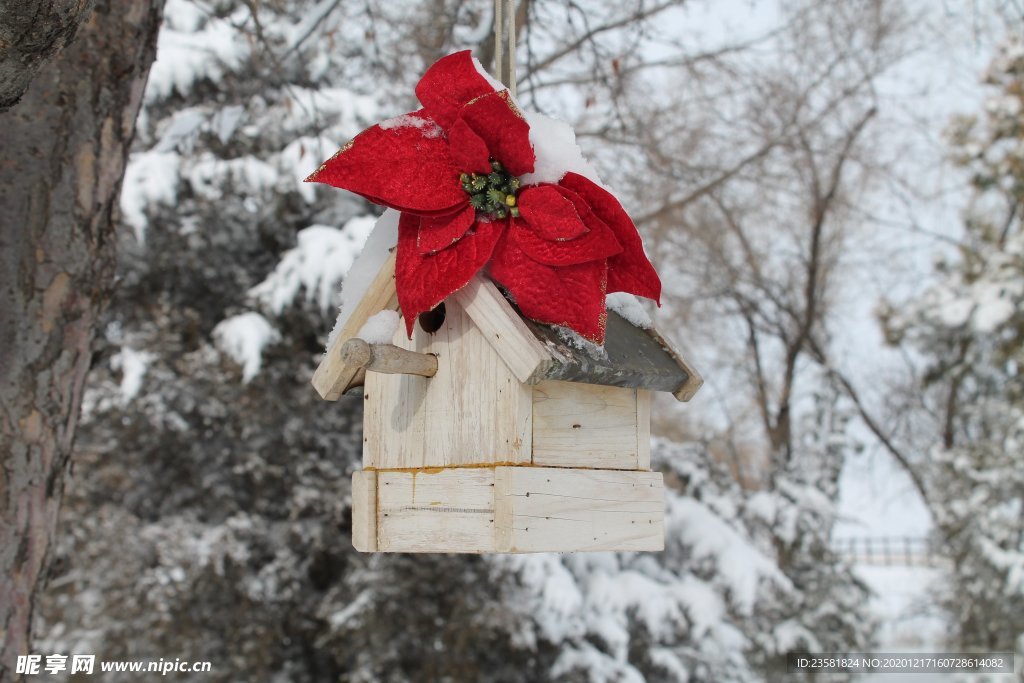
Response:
[[518, 185, 588, 241], [397, 213, 503, 336], [458, 91, 535, 176], [417, 204, 476, 254], [489, 230, 609, 343], [448, 118, 492, 175], [558, 172, 662, 303], [306, 110, 465, 215], [510, 185, 623, 267], [415, 50, 497, 129]]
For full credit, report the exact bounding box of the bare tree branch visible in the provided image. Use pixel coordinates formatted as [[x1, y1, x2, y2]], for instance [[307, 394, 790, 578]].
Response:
[[520, 1, 679, 78], [818, 353, 931, 503]]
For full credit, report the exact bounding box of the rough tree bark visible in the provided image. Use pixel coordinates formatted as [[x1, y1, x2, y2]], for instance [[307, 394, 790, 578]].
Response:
[[0, 0, 164, 678], [0, 1, 97, 111]]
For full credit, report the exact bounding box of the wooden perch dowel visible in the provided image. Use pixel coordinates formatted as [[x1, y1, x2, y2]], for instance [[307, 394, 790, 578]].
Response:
[[340, 338, 438, 378]]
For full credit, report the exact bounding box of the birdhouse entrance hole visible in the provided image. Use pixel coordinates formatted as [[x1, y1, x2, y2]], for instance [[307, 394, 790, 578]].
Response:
[[418, 303, 446, 334]]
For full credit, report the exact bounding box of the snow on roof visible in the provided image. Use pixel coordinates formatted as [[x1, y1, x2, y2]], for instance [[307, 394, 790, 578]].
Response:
[[326, 209, 399, 349]]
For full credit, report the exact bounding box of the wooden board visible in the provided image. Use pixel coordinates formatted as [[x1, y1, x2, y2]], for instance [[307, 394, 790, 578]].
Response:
[[422, 302, 533, 466], [355, 466, 664, 553], [647, 326, 704, 402], [637, 389, 651, 470], [361, 328, 427, 468], [494, 467, 664, 553], [362, 298, 533, 469], [376, 468, 495, 553], [531, 380, 640, 469], [351, 470, 377, 552], [312, 250, 398, 400]]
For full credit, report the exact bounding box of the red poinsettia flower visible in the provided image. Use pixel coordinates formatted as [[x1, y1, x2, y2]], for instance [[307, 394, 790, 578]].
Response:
[[489, 172, 662, 341], [306, 50, 661, 343]]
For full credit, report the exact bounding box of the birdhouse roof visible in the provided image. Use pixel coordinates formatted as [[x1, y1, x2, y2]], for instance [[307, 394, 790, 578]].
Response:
[[522, 311, 699, 399], [312, 250, 701, 401]]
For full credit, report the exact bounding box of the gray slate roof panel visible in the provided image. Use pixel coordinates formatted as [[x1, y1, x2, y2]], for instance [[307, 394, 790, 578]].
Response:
[[525, 312, 691, 393]]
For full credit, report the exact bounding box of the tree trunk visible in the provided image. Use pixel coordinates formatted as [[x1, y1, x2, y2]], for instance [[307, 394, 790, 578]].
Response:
[[0, 0, 163, 678], [0, 0, 97, 111]]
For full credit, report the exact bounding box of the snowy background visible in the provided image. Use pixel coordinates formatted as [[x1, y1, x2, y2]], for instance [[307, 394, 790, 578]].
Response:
[[34, 1, 1024, 681]]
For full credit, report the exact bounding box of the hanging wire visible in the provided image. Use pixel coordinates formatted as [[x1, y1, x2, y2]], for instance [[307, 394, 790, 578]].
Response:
[[494, 0, 504, 87], [506, 0, 516, 97], [493, 0, 516, 95]]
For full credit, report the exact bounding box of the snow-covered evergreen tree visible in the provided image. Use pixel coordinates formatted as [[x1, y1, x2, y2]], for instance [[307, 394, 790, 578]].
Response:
[[883, 36, 1024, 650]]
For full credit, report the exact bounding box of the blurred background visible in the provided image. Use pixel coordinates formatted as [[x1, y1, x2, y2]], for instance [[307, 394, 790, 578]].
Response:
[[20, 0, 1024, 680]]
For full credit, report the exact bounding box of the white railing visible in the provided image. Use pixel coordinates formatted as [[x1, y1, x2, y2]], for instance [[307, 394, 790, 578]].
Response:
[[831, 536, 950, 568]]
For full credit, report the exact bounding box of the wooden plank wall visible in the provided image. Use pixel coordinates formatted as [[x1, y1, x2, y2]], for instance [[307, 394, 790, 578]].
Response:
[[637, 389, 651, 470], [361, 330, 427, 468], [375, 468, 495, 553], [532, 380, 642, 469], [352, 466, 664, 553], [495, 467, 664, 553], [351, 470, 377, 552], [362, 300, 533, 469], [423, 303, 533, 465]]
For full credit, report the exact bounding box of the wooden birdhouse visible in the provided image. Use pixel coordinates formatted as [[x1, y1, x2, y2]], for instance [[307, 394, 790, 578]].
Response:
[[313, 250, 701, 553]]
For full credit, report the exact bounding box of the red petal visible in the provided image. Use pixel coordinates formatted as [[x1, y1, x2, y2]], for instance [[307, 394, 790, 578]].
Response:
[[510, 186, 622, 266], [511, 217, 620, 267], [448, 118, 492, 174], [417, 204, 475, 254], [306, 110, 464, 215], [518, 185, 588, 241], [415, 51, 496, 129], [558, 173, 662, 303], [397, 213, 504, 336], [488, 231, 609, 343], [458, 91, 535, 176]]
